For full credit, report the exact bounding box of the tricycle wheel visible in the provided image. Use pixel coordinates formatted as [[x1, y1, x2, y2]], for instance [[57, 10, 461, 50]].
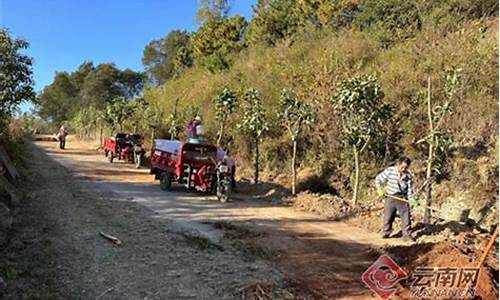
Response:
[[217, 181, 231, 203], [160, 172, 172, 191], [108, 153, 114, 163]]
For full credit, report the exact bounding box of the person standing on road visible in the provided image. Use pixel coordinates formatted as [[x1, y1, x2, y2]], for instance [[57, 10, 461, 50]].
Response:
[[375, 156, 419, 242], [57, 125, 68, 150]]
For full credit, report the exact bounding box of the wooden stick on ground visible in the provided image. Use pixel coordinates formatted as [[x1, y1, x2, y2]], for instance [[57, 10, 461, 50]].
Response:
[[476, 226, 499, 269], [99, 231, 122, 245], [466, 226, 499, 295]]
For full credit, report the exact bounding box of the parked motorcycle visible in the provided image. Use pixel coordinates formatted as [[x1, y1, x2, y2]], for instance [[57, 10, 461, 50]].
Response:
[[215, 160, 231, 202], [132, 139, 144, 168], [103, 133, 145, 168]]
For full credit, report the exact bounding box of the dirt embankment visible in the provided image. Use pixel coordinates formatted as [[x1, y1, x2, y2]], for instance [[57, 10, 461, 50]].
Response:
[[387, 242, 498, 299]]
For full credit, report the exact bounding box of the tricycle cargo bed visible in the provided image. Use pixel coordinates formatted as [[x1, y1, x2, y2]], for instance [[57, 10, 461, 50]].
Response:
[[154, 139, 182, 153], [150, 139, 218, 192]]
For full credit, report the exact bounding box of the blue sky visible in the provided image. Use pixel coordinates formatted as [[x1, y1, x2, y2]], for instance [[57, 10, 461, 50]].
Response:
[[0, 0, 255, 111]]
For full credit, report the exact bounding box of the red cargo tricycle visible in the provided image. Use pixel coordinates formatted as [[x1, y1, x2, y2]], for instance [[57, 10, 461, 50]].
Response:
[[103, 133, 145, 168], [150, 139, 232, 202]]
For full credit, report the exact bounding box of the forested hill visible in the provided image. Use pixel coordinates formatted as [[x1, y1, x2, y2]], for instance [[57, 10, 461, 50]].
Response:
[[33, 0, 498, 228]]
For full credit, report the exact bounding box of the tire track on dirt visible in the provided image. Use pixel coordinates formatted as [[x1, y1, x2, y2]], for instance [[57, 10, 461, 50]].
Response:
[[34, 137, 410, 299]]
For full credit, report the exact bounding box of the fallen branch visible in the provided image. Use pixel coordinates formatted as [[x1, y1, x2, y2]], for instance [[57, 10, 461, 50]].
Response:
[[95, 287, 114, 299], [99, 231, 122, 245]]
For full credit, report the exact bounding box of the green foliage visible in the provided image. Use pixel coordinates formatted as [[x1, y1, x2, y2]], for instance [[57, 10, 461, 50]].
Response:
[[173, 44, 194, 77], [245, 0, 359, 46], [165, 98, 180, 139], [102, 97, 136, 132], [354, 0, 421, 46], [70, 106, 102, 138], [238, 88, 269, 138], [81, 64, 143, 108], [420, 0, 498, 32], [331, 75, 391, 204], [80, 64, 122, 108], [238, 88, 269, 183], [0, 29, 35, 115], [142, 30, 192, 85], [37, 72, 79, 125], [37, 62, 143, 127], [30, 1, 498, 201], [246, 0, 299, 46], [331, 75, 391, 152], [191, 15, 247, 72], [418, 69, 460, 179], [278, 89, 315, 140], [213, 87, 238, 146], [196, 0, 231, 24], [12, 112, 52, 135], [70, 61, 95, 89], [278, 89, 315, 194]]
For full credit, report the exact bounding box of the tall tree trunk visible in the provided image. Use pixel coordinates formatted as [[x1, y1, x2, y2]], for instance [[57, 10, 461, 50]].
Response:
[[292, 138, 297, 195], [150, 127, 155, 152], [424, 77, 433, 223], [99, 126, 103, 148], [352, 146, 359, 206], [119, 123, 123, 132], [254, 136, 259, 184], [217, 120, 225, 147]]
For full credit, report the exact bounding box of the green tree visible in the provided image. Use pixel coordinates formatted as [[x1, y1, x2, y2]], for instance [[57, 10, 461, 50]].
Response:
[[294, 0, 360, 29], [102, 97, 136, 133], [70, 61, 95, 90], [417, 72, 457, 223], [37, 63, 143, 127], [213, 88, 238, 147], [80, 64, 142, 109], [37, 72, 79, 125], [80, 63, 122, 109], [331, 75, 391, 205], [137, 101, 165, 150], [165, 98, 181, 139], [119, 69, 144, 99], [354, 0, 421, 46], [238, 88, 269, 184], [196, 0, 231, 24], [191, 15, 247, 72], [70, 106, 102, 139], [246, 0, 299, 46], [0, 29, 35, 115], [278, 89, 315, 195], [172, 44, 194, 77], [142, 30, 192, 85]]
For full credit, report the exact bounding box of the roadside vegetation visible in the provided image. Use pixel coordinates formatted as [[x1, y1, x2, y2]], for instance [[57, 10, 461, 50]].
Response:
[[13, 0, 500, 229]]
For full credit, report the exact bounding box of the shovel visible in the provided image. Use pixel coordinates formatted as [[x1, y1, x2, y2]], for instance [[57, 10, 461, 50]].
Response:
[[386, 194, 470, 223], [361, 179, 432, 216]]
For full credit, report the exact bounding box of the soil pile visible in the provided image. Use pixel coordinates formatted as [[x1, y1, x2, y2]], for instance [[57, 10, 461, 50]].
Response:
[[292, 191, 354, 220], [386, 241, 498, 299]]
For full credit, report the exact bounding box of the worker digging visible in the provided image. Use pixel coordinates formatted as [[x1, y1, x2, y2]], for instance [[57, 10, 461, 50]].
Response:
[[376, 156, 419, 242]]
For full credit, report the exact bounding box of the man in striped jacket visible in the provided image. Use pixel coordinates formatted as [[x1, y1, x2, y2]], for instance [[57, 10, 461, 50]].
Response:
[[375, 156, 419, 242]]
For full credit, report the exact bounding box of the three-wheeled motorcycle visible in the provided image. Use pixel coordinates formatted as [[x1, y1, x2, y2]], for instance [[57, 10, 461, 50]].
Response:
[[150, 139, 231, 202], [103, 133, 145, 168]]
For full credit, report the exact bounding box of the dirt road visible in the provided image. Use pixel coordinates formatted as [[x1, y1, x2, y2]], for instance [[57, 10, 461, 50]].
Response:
[[3, 140, 297, 300], [27, 137, 410, 299]]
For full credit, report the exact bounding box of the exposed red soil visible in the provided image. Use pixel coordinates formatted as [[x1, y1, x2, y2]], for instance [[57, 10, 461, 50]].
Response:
[[387, 241, 498, 300]]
